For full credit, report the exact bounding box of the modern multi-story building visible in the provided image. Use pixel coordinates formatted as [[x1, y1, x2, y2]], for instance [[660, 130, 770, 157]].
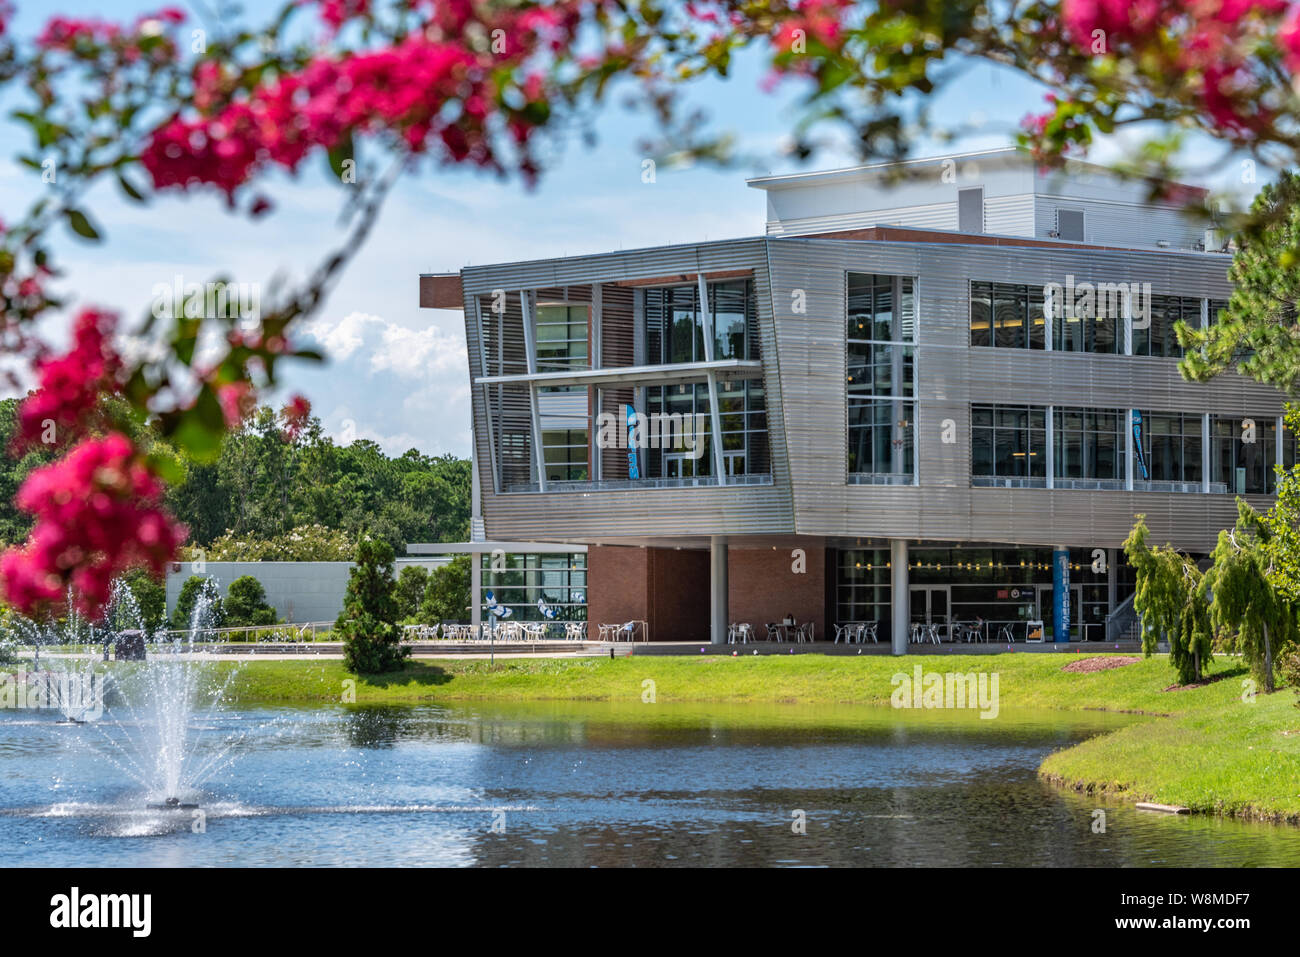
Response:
[[418, 147, 1290, 652]]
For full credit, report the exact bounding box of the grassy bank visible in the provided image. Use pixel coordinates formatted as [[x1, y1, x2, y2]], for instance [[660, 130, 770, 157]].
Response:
[[216, 652, 1247, 712]]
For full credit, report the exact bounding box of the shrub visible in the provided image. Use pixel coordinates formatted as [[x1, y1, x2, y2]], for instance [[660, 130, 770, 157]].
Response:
[[338, 535, 409, 674], [171, 575, 224, 633], [189, 524, 356, 562], [394, 565, 430, 622], [224, 575, 278, 627], [1281, 650, 1300, 710], [419, 555, 471, 623], [118, 566, 168, 633]]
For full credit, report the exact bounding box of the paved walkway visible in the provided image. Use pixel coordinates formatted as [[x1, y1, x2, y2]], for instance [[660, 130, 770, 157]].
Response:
[[14, 639, 1142, 662]]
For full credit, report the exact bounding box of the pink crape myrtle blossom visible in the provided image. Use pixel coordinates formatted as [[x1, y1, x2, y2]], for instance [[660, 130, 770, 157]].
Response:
[[0, 433, 187, 618], [14, 308, 121, 450]]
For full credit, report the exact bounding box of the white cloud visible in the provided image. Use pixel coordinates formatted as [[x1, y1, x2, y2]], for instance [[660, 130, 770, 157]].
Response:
[[302, 311, 467, 378]]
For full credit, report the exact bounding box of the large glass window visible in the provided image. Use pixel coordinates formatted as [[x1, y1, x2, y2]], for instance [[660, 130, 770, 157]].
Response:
[[643, 379, 769, 479], [969, 281, 1046, 349], [1134, 295, 1199, 358], [971, 404, 1047, 485], [535, 303, 589, 371], [1211, 416, 1296, 494], [1053, 407, 1124, 484], [541, 428, 589, 482], [1050, 285, 1121, 354], [848, 398, 914, 479], [480, 552, 587, 623], [1134, 410, 1202, 487], [645, 280, 757, 364], [848, 272, 916, 483]]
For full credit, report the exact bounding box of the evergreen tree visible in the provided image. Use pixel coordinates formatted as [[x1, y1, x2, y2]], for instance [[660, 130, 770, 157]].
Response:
[[394, 565, 429, 621], [1124, 514, 1213, 684], [1205, 500, 1299, 694], [1181, 172, 1300, 391], [419, 555, 472, 623], [338, 534, 410, 673]]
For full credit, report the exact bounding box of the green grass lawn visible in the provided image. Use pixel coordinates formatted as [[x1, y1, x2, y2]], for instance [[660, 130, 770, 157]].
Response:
[[216, 652, 1246, 712]]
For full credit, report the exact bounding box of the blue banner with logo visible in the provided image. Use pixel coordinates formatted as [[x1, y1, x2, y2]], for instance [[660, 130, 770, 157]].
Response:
[[625, 404, 640, 479], [1052, 548, 1070, 642], [1131, 409, 1149, 481]]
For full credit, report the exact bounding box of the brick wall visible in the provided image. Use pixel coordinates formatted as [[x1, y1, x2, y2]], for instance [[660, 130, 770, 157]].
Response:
[[588, 543, 826, 642], [587, 544, 709, 641], [728, 546, 827, 640]]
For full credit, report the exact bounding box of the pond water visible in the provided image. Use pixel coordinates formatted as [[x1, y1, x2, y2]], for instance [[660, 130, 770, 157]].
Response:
[[3, 701, 1298, 867]]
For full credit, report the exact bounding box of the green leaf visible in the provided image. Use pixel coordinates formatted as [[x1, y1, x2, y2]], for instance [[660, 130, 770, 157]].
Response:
[[327, 131, 355, 181], [116, 174, 147, 204], [63, 208, 101, 242]]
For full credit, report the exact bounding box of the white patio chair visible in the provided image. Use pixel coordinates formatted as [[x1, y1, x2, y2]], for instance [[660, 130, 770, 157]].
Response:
[[861, 621, 878, 643], [765, 622, 781, 642]]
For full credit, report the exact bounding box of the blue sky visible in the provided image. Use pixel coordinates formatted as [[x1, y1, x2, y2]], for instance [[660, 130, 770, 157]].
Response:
[[0, 1, 1252, 458]]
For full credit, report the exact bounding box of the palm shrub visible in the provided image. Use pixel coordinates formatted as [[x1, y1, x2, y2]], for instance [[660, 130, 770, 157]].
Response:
[[338, 534, 410, 674]]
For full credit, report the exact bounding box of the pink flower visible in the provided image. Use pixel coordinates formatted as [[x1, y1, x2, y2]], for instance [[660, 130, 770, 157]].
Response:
[[16, 309, 121, 451], [0, 434, 187, 619]]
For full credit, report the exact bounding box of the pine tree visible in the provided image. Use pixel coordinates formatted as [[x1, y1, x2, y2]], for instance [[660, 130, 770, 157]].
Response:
[[338, 534, 410, 674], [1124, 514, 1213, 684]]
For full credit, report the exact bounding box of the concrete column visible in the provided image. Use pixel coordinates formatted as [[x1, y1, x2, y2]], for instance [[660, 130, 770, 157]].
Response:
[[1202, 413, 1212, 493], [1125, 409, 1135, 491], [710, 536, 728, 644], [890, 539, 909, 656], [471, 443, 482, 631]]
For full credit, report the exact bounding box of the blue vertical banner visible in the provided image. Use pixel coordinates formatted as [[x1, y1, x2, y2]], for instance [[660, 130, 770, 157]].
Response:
[[624, 404, 641, 480], [1131, 409, 1149, 480], [1052, 548, 1070, 643]]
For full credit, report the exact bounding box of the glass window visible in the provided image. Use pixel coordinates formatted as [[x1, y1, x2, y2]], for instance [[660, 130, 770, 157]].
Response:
[[970, 281, 1046, 349], [1135, 295, 1199, 358], [1212, 415, 1293, 494], [1135, 410, 1202, 485], [645, 280, 757, 365], [848, 273, 914, 343], [1053, 407, 1123, 482], [535, 304, 589, 371], [971, 404, 1046, 483], [1050, 283, 1121, 354], [848, 398, 914, 478]]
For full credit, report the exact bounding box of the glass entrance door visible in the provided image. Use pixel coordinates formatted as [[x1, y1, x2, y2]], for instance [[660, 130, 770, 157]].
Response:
[[1036, 584, 1083, 640], [909, 586, 950, 640]]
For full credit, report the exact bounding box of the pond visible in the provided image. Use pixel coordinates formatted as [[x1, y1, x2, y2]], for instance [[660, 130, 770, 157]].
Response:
[[2, 701, 1298, 866]]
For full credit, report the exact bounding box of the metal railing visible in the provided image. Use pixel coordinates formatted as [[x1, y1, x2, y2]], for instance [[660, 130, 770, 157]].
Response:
[[1104, 592, 1139, 642], [151, 621, 335, 643], [504, 474, 773, 493], [848, 472, 915, 486]]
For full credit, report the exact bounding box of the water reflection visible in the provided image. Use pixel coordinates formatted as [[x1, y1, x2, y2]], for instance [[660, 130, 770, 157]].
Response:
[[1, 701, 1298, 867]]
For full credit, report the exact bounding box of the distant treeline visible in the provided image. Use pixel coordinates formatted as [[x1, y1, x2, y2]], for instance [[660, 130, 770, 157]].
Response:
[[0, 398, 471, 558]]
